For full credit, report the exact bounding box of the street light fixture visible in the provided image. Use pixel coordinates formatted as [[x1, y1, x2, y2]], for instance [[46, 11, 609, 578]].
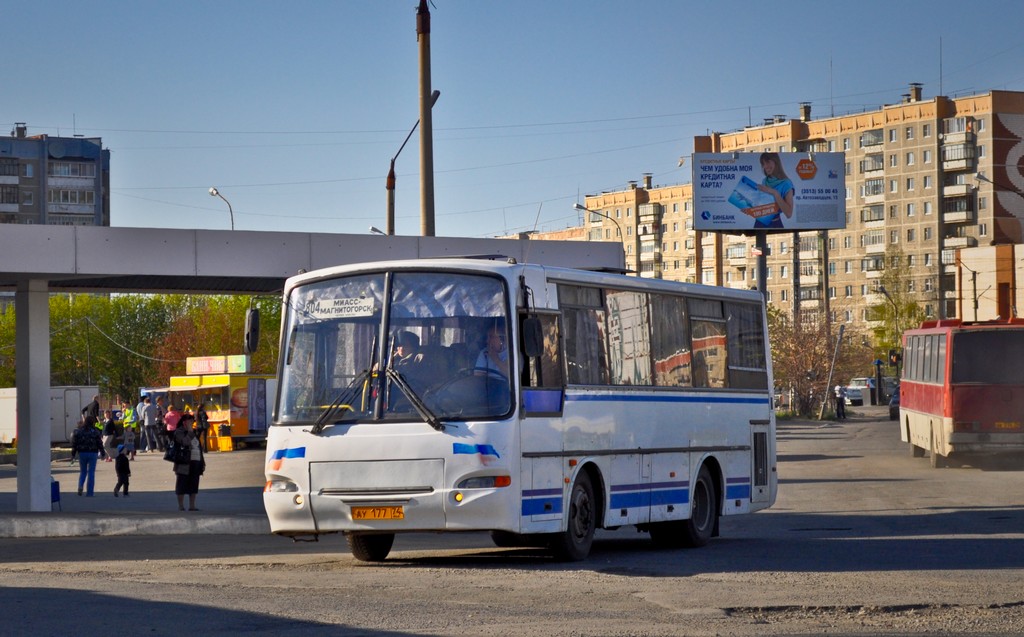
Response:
[[369, 226, 386, 236], [573, 202, 628, 273], [208, 187, 235, 231], [386, 89, 440, 236]]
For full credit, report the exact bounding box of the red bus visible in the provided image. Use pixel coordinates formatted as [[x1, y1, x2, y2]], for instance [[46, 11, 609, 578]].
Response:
[[899, 318, 1024, 467]]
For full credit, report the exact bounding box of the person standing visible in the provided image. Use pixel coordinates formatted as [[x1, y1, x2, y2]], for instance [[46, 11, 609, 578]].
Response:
[[101, 410, 117, 461], [122, 419, 137, 460], [154, 396, 168, 452], [141, 396, 160, 454], [172, 420, 204, 511], [135, 396, 148, 452], [834, 385, 847, 420], [81, 394, 101, 423], [73, 415, 104, 496], [113, 445, 131, 497], [194, 402, 210, 452]]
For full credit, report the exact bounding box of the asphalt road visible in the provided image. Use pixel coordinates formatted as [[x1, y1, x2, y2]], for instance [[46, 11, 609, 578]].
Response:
[[1, 405, 1022, 636]]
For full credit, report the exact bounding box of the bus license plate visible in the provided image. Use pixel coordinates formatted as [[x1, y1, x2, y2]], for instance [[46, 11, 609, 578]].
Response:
[[351, 506, 404, 520], [995, 421, 1021, 430]]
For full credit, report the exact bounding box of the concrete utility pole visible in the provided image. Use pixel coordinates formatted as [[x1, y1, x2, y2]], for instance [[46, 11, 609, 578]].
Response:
[[417, 0, 436, 237]]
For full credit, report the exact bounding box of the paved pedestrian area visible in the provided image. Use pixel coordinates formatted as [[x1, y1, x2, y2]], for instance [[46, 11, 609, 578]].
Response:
[[0, 446, 270, 537]]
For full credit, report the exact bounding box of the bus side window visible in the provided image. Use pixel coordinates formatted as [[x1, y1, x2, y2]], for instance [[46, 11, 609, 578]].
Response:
[[524, 314, 563, 388]]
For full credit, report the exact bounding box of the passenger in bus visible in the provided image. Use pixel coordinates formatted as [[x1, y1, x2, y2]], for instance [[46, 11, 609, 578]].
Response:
[[393, 331, 429, 382], [475, 325, 509, 378]]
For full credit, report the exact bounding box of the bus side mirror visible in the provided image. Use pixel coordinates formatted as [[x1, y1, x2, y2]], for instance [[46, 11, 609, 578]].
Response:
[[521, 316, 543, 358], [244, 307, 260, 354]]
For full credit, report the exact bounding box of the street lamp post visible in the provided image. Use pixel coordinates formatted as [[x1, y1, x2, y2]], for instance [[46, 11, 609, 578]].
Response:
[[385, 89, 440, 236], [573, 202, 628, 273], [208, 187, 235, 231]]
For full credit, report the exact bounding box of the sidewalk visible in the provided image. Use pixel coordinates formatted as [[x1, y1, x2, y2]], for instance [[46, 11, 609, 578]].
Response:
[[0, 446, 270, 538]]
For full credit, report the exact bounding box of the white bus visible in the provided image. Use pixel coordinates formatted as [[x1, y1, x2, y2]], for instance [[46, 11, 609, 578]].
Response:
[[264, 257, 777, 561]]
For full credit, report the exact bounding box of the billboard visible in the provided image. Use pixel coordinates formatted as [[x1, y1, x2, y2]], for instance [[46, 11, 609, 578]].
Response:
[[692, 152, 846, 232]]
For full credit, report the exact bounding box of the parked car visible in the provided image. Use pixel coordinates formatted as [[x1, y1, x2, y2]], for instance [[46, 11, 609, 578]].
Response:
[[847, 377, 875, 405], [888, 386, 900, 420]]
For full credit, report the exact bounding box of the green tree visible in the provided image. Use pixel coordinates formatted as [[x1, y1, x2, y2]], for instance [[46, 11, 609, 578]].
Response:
[[867, 246, 927, 365], [768, 306, 869, 417]]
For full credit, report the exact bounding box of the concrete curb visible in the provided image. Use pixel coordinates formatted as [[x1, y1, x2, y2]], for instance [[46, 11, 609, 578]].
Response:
[[0, 513, 270, 538]]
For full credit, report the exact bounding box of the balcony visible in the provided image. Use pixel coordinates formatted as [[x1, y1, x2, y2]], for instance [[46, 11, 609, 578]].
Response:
[[943, 236, 977, 248], [943, 183, 972, 197], [865, 242, 887, 254], [943, 209, 974, 224]]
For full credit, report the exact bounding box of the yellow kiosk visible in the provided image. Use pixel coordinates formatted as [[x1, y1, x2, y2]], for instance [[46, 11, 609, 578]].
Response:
[[166, 355, 274, 451]]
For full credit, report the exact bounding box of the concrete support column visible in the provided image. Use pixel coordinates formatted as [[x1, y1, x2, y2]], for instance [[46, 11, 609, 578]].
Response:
[[15, 279, 52, 512]]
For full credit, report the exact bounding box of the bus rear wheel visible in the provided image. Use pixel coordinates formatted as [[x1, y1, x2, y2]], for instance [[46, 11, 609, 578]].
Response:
[[346, 532, 395, 562], [680, 466, 716, 547], [549, 472, 596, 561]]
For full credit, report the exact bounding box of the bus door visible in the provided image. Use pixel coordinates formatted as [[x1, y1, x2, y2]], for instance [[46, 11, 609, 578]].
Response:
[[750, 418, 771, 503], [58, 388, 85, 443]]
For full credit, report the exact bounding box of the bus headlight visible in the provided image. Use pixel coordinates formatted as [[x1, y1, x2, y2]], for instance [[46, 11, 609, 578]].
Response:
[[265, 479, 299, 493], [456, 475, 511, 489]]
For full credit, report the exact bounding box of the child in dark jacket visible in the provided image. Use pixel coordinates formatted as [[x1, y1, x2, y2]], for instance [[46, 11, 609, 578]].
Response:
[[113, 445, 131, 497]]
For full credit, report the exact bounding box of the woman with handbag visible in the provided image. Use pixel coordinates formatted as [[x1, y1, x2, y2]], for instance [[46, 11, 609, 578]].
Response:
[[171, 416, 204, 511]]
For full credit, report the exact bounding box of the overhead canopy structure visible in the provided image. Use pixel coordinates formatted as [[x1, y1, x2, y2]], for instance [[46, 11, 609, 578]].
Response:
[[2, 224, 623, 512]]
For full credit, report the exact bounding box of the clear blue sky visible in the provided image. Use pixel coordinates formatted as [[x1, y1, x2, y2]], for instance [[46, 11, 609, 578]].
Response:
[[5, 1, 1024, 238]]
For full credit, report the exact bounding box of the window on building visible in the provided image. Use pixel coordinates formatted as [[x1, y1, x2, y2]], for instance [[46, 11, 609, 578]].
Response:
[[925, 253, 933, 266], [924, 227, 932, 240], [978, 145, 986, 158], [890, 179, 898, 193], [780, 265, 788, 279], [780, 289, 788, 302], [889, 154, 898, 168], [890, 230, 898, 244], [906, 177, 915, 191], [979, 196, 987, 210], [923, 123, 931, 137], [828, 261, 837, 275], [924, 201, 933, 215], [780, 241, 788, 254], [844, 285, 853, 297], [923, 175, 932, 189], [843, 138, 851, 150], [22, 191, 33, 206], [905, 126, 914, 140], [907, 228, 916, 242], [980, 223, 988, 237], [906, 152, 915, 165], [889, 129, 897, 142], [845, 261, 852, 274], [908, 254, 916, 267], [907, 202, 915, 217], [923, 149, 932, 163]]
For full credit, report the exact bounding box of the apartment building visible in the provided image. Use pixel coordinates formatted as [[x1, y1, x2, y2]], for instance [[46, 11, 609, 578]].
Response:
[[0, 123, 111, 226], [566, 85, 1024, 328]]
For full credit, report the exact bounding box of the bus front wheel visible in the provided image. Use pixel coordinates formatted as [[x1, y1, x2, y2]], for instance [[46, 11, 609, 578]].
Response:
[[680, 466, 716, 547], [346, 532, 395, 562], [549, 472, 596, 561]]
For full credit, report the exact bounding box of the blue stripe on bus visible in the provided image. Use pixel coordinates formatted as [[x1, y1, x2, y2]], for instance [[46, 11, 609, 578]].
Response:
[[522, 477, 752, 517], [270, 447, 306, 460], [565, 394, 770, 405]]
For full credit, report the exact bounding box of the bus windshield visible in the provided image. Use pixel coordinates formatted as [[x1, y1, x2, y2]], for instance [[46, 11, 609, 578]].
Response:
[[951, 330, 1024, 384], [278, 270, 512, 426]]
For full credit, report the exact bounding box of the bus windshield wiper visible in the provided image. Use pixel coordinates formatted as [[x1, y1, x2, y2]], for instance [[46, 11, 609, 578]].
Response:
[[385, 368, 444, 431], [310, 369, 371, 435]]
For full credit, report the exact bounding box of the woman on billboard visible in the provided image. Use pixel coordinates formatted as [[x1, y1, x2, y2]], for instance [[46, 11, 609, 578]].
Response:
[[753, 152, 794, 229]]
